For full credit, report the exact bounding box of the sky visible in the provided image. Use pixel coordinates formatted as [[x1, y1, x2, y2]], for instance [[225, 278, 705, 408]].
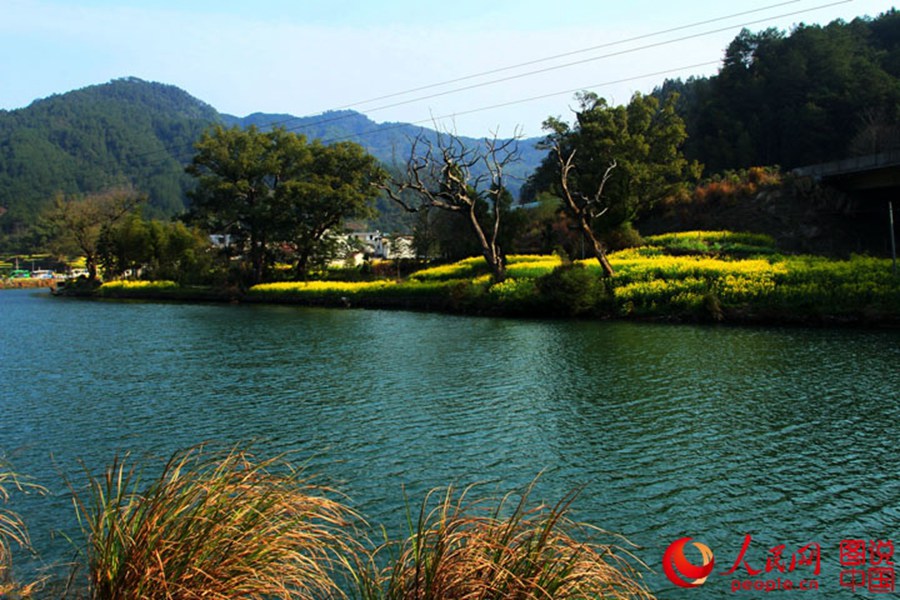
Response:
[[1, 0, 896, 138]]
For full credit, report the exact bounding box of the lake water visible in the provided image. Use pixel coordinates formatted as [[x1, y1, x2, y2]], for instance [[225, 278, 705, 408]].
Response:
[[1, 288, 898, 597]]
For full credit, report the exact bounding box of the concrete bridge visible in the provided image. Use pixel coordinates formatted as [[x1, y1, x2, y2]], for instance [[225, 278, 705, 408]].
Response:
[[793, 152, 897, 268], [793, 150, 900, 192]]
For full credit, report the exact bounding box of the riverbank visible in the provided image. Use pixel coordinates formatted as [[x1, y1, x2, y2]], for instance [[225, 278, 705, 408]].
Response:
[[51, 231, 900, 328], [0, 278, 60, 290]]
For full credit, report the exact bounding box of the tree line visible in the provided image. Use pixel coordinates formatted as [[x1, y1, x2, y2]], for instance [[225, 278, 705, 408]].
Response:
[[659, 9, 900, 171], [42, 88, 694, 287]]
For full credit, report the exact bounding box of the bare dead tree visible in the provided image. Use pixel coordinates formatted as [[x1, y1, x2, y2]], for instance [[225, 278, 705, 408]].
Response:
[[380, 130, 520, 282], [557, 143, 616, 277]]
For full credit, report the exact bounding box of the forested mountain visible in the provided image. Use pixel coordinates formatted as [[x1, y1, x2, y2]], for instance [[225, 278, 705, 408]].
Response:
[[0, 78, 544, 243], [656, 9, 900, 172], [0, 78, 216, 234]]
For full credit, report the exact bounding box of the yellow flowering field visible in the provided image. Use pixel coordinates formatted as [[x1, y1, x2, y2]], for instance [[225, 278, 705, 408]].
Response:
[[88, 231, 899, 322], [251, 280, 398, 296], [100, 280, 179, 291]]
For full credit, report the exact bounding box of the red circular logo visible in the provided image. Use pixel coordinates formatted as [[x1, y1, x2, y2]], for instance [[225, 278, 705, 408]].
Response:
[[663, 537, 715, 588]]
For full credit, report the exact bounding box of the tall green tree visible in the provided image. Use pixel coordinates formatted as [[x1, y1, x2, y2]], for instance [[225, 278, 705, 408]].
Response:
[[527, 92, 699, 275], [96, 213, 214, 284], [276, 140, 385, 277], [187, 125, 384, 284], [186, 125, 286, 285], [98, 211, 153, 279], [668, 12, 900, 171]]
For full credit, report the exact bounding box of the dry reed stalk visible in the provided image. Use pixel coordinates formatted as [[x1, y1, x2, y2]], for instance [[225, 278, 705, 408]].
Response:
[[352, 482, 655, 600], [0, 459, 48, 598], [72, 445, 361, 600]]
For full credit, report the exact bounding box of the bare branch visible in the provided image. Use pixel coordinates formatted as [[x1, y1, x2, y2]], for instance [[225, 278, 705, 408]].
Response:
[[380, 128, 523, 282], [555, 142, 616, 277]]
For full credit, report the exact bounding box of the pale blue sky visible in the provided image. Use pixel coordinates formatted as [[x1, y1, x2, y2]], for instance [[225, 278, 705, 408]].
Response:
[[1, 0, 895, 137]]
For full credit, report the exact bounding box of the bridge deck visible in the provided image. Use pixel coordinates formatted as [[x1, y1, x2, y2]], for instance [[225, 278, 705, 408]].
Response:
[[793, 151, 900, 190]]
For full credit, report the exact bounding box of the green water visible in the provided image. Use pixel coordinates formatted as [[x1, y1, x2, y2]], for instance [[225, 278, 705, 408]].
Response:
[[1, 288, 898, 597]]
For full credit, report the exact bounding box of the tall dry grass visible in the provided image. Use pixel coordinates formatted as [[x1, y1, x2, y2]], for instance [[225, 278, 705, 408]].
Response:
[[350, 482, 655, 600], [0, 459, 46, 597], [70, 446, 359, 600]]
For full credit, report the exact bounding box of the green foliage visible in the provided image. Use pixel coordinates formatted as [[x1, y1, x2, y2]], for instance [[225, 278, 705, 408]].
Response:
[[0, 79, 547, 253], [186, 125, 385, 284], [662, 10, 900, 171], [42, 188, 145, 280], [527, 91, 698, 234], [0, 78, 217, 238], [537, 263, 610, 316], [69, 231, 900, 324], [234, 236, 900, 323], [277, 140, 386, 276], [486, 277, 540, 313], [644, 230, 776, 256]]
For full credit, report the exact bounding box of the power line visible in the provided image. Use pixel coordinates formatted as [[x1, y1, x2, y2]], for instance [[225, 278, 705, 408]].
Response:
[[255, 0, 854, 141], [29, 0, 857, 180], [319, 60, 723, 147], [243, 0, 823, 133], [336, 0, 807, 109]]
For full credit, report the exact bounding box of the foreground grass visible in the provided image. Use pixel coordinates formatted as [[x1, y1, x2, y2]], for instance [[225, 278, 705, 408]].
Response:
[[72, 446, 358, 600], [2, 448, 654, 599], [351, 483, 653, 600], [0, 459, 46, 597]]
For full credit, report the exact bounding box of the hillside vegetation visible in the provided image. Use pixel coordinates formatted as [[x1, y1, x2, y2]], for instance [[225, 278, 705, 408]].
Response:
[[0, 80, 542, 248], [658, 9, 900, 171]]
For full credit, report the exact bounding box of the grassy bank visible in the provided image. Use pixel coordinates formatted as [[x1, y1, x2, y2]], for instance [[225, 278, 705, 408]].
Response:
[[0, 278, 59, 290], [241, 232, 899, 325], [62, 231, 900, 326]]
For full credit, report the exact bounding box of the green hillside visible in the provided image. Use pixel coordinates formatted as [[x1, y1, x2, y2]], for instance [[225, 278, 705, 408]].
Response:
[[0, 78, 217, 229], [0, 79, 545, 248], [656, 9, 900, 172]]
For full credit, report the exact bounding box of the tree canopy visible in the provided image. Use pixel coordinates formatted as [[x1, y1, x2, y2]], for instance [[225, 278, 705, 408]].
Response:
[[524, 92, 698, 261], [42, 187, 145, 281], [186, 125, 385, 284], [661, 10, 900, 171]]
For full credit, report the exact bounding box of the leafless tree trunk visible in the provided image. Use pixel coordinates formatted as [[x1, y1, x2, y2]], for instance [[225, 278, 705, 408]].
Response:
[[379, 130, 519, 283], [557, 144, 616, 277]]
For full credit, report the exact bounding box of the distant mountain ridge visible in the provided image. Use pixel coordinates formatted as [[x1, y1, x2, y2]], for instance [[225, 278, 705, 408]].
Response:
[[0, 78, 545, 237]]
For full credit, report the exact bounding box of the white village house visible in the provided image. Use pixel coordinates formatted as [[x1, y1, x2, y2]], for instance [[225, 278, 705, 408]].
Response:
[[338, 231, 415, 266]]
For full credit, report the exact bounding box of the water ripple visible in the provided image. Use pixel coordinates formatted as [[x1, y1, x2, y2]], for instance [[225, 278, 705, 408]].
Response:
[[1, 291, 898, 596]]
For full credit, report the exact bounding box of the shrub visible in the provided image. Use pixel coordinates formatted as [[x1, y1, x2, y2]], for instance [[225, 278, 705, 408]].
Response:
[[250, 280, 399, 300], [487, 278, 541, 314], [537, 264, 609, 317], [643, 231, 776, 256], [409, 257, 489, 282], [606, 222, 645, 251], [97, 280, 179, 295]]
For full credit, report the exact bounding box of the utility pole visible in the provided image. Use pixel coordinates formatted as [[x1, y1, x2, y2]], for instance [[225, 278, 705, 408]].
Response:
[[890, 200, 897, 276]]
